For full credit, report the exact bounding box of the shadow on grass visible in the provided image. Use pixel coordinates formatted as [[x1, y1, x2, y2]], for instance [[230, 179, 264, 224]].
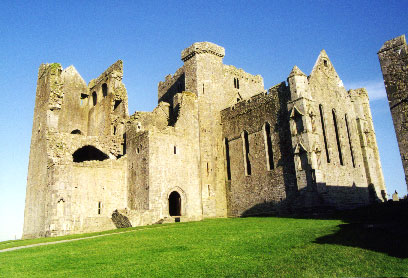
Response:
[[313, 200, 408, 258], [242, 199, 408, 258]]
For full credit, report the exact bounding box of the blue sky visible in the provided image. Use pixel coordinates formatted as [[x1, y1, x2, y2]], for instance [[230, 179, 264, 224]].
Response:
[[0, 0, 407, 241]]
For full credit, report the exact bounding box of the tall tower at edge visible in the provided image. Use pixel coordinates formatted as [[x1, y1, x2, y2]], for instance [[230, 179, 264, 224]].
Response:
[[378, 35, 408, 190]]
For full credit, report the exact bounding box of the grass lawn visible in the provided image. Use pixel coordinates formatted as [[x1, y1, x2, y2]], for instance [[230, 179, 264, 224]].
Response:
[[0, 217, 406, 277]]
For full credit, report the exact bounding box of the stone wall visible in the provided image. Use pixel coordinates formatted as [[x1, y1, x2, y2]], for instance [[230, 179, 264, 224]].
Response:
[[23, 64, 60, 239], [88, 60, 128, 137], [221, 83, 296, 216], [378, 35, 408, 190], [158, 66, 185, 105]]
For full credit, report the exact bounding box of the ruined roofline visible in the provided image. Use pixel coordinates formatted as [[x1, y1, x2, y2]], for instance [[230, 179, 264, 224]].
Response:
[[223, 65, 263, 83], [378, 34, 406, 53], [88, 60, 123, 89], [181, 42, 225, 62]]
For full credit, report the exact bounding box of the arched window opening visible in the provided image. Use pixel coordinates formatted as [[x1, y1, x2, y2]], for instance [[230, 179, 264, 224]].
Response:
[[319, 105, 330, 163], [242, 131, 251, 176], [71, 129, 82, 135], [169, 191, 181, 216], [102, 83, 108, 97], [345, 114, 355, 168], [72, 145, 109, 163], [224, 138, 231, 180], [332, 109, 343, 165], [92, 91, 97, 106], [264, 122, 274, 170]]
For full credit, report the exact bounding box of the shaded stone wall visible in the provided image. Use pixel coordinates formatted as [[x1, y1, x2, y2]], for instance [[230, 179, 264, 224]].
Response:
[[158, 66, 185, 105], [221, 83, 296, 216], [378, 35, 408, 190]]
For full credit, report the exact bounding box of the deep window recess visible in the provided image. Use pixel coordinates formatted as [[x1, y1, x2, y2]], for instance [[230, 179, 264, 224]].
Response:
[[92, 91, 97, 106], [264, 122, 275, 170], [225, 138, 231, 180], [72, 145, 109, 163], [345, 114, 355, 168], [294, 110, 304, 134], [242, 131, 251, 176], [319, 105, 330, 163], [71, 129, 82, 135], [169, 191, 181, 216], [102, 83, 108, 97], [114, 100, 122, 110], [332, 109, 343, 165]]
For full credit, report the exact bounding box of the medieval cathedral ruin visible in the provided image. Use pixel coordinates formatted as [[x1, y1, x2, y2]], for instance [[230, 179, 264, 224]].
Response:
[[23, 42, 387, 239]]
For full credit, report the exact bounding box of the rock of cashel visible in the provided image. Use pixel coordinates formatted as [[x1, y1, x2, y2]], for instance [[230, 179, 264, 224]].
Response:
[[23, 42, 387, 239]]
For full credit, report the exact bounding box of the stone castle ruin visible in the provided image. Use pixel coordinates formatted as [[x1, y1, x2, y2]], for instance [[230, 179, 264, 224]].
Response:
[[23, 42, 387, 238], [378, 34, 408, 190]]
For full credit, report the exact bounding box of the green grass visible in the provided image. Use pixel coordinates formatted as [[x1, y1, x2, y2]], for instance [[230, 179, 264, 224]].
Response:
[[0, 217, 406, 277], [0, 225, 158, 251]]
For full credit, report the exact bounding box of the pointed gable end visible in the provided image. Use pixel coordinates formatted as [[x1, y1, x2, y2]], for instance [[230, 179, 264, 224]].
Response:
[[309, 50, 344, 88]]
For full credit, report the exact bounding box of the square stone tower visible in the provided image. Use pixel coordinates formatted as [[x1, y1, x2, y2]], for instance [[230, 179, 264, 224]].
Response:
[[378, 35, 408, 190]]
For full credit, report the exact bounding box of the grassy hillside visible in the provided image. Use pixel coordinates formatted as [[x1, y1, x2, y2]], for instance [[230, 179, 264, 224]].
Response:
[[0, 217, 407, 277]]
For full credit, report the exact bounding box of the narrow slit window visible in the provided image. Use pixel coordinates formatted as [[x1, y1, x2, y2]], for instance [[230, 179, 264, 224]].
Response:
[[92, 91, 97, 106], [264, 122, 274, 170], [345, 114, 355, 168], [174, 146, 177, 154], [225, 138, 231, 180], [102, 83, 108, 97], [237, 78, 240, 89], [98, 201, 101, 215], [319, 105, 330, 163], [234, 78, 237, 88], [242, 131, 251, 176], [332, 109, 343, 165]]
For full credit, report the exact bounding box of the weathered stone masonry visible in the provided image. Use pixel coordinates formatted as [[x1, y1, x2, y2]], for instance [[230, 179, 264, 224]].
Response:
[[23, 42, 387, 239], [378, 34, 408, 190]]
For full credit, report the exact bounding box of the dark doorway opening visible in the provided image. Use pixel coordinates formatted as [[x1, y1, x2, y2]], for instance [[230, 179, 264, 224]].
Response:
[[169, 191, 181, 216]]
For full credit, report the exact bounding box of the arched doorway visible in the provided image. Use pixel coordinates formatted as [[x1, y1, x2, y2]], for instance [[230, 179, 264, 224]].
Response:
[[169, 191, 181, 216]]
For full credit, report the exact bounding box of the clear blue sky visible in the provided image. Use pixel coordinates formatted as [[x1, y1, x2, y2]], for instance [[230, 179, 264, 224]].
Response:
[[0, 0, 407, 241]]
